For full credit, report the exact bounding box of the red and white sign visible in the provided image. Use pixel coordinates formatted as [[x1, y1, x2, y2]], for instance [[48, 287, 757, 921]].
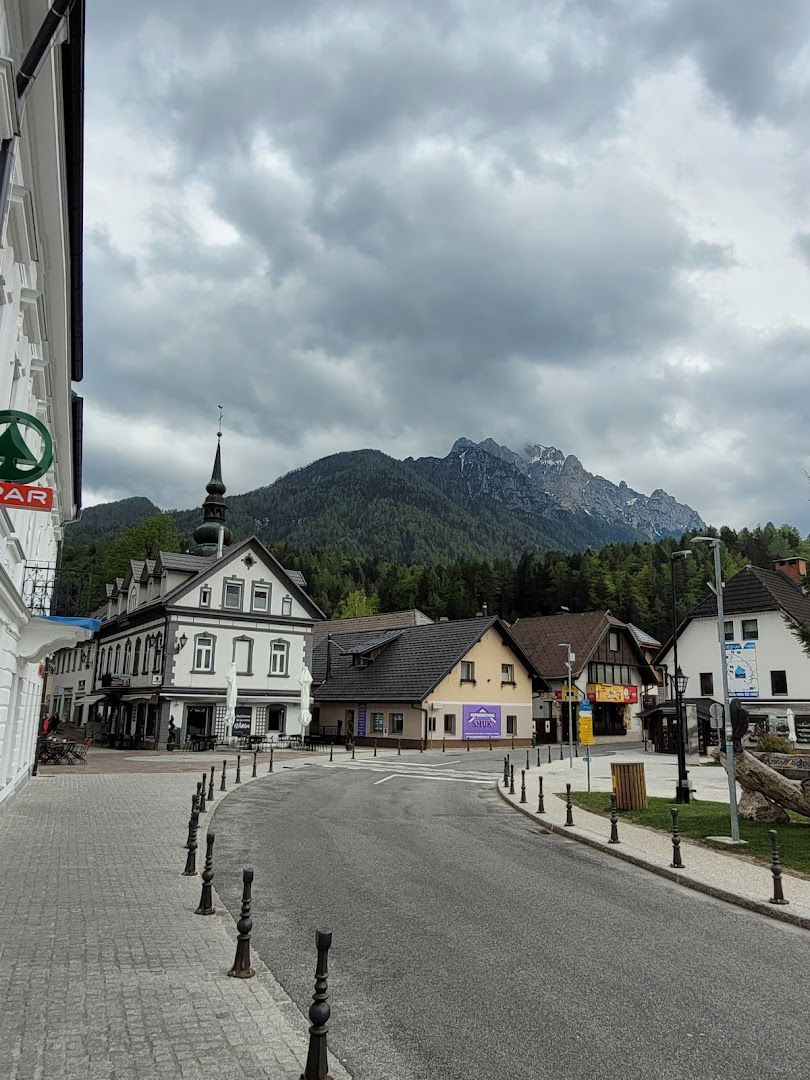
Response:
[[0, 483, 53, 511]]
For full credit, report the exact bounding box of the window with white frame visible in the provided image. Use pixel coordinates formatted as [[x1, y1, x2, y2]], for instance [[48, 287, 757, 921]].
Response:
[[501, 663, 515, 684], [608, 631, 620, 652], [281, 595, 293, 617], [233, 637, 253, 675], [153, 634, 163, 674], [460, 661, 475, 682], [741, 619, 759, 640], [129, 588, 137, 611], [123, 640, 132, 674], [200, 585, 211, 608], [723, 620, 734, 641], [428, 715, 436, 732], [251, 583, 270, 612], [223, 580, 244, 610], [269, 640, 289, 676], [113, 644, 121, 672], [132, 638, 141, 675], [444, 713, 456, 734], [390, 712, 404, 733], [372, 712, 384, 733], [193, 635, 215, 672], [506, 715, 517, 734]]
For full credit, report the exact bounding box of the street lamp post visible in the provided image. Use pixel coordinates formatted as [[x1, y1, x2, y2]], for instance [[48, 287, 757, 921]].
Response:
[[558, 643, 575, 768], [669, 550, 692, 804], [691, 536, 741, 842]]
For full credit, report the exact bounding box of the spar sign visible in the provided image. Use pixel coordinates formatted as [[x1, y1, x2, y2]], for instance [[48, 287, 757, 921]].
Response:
[[0, 411, 54, 511], [0, 482, 53, 511], [462, 704, 501, 740]]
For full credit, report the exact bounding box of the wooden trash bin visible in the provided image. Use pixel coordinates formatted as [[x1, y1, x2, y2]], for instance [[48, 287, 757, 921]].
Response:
[[611, 762, 647, 810]]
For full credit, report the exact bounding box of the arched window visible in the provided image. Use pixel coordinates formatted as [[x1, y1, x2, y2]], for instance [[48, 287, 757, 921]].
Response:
[[96, 648, 105, 681], [106, 648, 112, 674], [114, 644, 121, 673], [142, 635, 152, 675], [132, 638, 141, 676], [193, 634, 215, 672], [153, 633, 163, 674], [269, 640, 289, 676], [123, 639, 132, 674]]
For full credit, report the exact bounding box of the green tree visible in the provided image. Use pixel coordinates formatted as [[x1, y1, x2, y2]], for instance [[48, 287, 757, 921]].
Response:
[[332, 589, 380, 619]]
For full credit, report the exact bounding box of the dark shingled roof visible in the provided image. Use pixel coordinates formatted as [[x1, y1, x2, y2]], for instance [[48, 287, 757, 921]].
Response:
[[313, 608, 432, 644], [157, 552, 214, 573], [287, 569, 307, 588], [691, 564, 810, 625], [313, 616, 546, 702]]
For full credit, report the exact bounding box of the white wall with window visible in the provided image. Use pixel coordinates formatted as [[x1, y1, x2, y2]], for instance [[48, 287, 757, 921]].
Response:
[[173, 554, 313, 620]]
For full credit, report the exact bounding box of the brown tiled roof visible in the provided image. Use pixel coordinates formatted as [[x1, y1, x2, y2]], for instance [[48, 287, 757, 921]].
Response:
[[510, 611, 612, 679], [313, 609, 433, 645]]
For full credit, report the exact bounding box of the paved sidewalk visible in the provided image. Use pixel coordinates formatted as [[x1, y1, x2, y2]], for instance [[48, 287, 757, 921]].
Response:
[[0, 758, 351, 1080], [500, 750, 810, 929]]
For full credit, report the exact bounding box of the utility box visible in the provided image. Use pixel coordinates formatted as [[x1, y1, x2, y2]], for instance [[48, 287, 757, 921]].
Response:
[[611, 761, 647, 809]]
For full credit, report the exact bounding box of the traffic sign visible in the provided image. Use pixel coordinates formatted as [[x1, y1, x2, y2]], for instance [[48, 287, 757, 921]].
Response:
[[578, 700, 595, 745]]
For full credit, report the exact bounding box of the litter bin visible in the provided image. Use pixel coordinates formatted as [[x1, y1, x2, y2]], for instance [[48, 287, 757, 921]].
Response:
[[610, 761, 647, 809]]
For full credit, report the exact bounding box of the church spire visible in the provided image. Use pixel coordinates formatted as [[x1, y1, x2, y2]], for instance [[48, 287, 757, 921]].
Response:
[[194, 409, 232, 556]]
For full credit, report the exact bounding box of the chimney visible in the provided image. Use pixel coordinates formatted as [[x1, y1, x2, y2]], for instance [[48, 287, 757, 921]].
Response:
[[439, 616, 449, 623], [773, 557, 807, 584], [482, 602, 489, 617]]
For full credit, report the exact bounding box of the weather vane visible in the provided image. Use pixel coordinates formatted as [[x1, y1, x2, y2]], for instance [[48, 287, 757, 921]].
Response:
[[217, 404, 223, 439]]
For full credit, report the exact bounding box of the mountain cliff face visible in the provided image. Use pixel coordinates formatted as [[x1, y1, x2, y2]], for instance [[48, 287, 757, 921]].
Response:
[[447, 437, 704, 540], [73, 438, 704, 564]]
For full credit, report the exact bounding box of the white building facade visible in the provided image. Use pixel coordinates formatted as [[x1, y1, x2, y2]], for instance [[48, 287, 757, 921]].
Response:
[[0, 2, 89, 807]]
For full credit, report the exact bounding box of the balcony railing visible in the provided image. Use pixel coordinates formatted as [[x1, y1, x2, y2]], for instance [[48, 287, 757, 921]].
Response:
[[22, 562, 94, 617]]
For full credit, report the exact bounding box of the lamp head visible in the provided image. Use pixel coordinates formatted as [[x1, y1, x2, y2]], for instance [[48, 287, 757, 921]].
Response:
[[676, 667, 688, 694], [690, 536, 719, 547], [670, 548, 692, 561]]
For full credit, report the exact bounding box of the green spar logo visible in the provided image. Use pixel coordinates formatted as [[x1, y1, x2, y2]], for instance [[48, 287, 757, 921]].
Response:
[[0, 410, 53, 483]]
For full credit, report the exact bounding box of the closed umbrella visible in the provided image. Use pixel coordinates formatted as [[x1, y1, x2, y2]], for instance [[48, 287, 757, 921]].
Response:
[[786, 707, 797, 746], [225, 661, 238, 734], [299, 663, 313, 738]]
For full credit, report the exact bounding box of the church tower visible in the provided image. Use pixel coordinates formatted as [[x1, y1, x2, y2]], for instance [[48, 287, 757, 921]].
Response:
[[193, 431, 233, 557]]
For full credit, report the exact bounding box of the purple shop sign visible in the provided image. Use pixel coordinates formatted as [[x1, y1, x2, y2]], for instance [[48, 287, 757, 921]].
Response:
[[462, 704, 501, 740]]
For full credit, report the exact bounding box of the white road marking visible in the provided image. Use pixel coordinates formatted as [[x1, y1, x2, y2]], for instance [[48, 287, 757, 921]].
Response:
[[373, 775, 397, 785], [328, 761, 494, 780]]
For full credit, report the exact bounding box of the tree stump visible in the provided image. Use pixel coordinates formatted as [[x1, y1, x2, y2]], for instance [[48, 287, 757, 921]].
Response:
[[738, 788, 790, 824]]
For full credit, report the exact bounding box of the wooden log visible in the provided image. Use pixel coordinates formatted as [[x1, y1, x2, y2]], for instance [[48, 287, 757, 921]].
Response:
[[713, 748, 810, 820], [610, 762, 647, 810]]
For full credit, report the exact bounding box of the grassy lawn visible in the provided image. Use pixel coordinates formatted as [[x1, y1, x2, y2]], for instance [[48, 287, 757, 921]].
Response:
[[568, 792, 810, 877]]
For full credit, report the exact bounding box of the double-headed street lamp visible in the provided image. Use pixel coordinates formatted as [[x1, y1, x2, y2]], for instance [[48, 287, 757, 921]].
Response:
[[690, 535, 742, 842], [669, 549, 692, 804]]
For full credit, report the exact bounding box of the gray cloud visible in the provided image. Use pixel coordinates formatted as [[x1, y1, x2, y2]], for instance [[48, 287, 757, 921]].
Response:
[[81, 1, 810, 531]]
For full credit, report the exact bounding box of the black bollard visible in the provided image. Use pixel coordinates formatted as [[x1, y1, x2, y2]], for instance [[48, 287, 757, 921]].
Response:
[[489, 737, 492, 751], [398, 739, 401, 756], [185, 793, 198, 849], [509, 765, 515, 795], [503, 758, 509, 788], [300, 929, 333, 1080], [183, 799, 199, 876], [235, 754, 242, 783], [575, 743, 578, 758], [197, 779, 206, 815], [559, 743, 564, 761], [537, 775, 545, 814], [548, 745, 552, 764], [195, 832, 216, 915], [536, 747, 540, 768], [768, 830, 789, 905], [520, 769, 527, 803], [608, 792, 620, 844], [374, 740, 377, 757], [466, 738, 470, 752], [252, 751, 257, 778], [269, 745, 274, 773], [228, 867, 255, 978], [208, 765, 215, 802], [511, 733, 515, 751], [329, 742, 333, 762], [220, 758, 226, 791], [565, 783, 574, 826], [526, 750, 530, 772], [670, 807, 684, 868], [351, 743, 355, 760]]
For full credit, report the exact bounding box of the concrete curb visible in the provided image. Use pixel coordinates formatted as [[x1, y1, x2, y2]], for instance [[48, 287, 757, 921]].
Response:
[[496, 782, 810, 932]]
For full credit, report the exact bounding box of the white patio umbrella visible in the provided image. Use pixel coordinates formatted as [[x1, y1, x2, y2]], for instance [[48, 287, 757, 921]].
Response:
[[786, 707, 797, 746], [225, 661, 238, 734], [298, 663, 313, 737]]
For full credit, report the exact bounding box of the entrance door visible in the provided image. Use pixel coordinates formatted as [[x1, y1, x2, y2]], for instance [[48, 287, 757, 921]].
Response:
[[266, 707, 285, 734], [186, 706, 210, 738]]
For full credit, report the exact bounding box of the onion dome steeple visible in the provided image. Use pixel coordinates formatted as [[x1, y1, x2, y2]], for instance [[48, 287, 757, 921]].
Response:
[[194, 423, 233, 556]]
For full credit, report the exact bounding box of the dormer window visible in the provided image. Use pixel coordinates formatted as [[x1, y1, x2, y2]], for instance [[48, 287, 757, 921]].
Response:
[[129, 588, 138, 611], [223, 580, 243, 610], [200, 585, 211, 608], [281, 596, 292, 617], [352, 654, 369, 668]]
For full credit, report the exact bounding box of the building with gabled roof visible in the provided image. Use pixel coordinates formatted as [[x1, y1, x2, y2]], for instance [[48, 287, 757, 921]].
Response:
[[312, 608, 432, 646], [657, 560, 810, 745], [510, 611, 659, 744], [47, 437, 324, 748], [312, 615, 548, 748]]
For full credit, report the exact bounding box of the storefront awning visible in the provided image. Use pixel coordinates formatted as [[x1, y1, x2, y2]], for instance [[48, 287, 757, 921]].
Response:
[[18, 615, 101, 662]]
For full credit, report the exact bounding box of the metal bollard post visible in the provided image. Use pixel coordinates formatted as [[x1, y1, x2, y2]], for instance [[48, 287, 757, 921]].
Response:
[[183, 799, 199, 875], [374, 740, 377, 757], [608, 792, 620, 844], [252, 751, 257, 778], [509, 765, 515, 795], [511, 733, 515, 751], [489, 737, 492, 751], [537, 776, 545, 814], [220, 758, 227, 791], [228, 868, 255, 978], [269, 745, 274, 773], [466, 738, 470, 752], [526, 750, 530, 772], [520, 769, 527, 803], [559, 743, 564, 761], [197, 779, 206, 814], [208, 766, 215, 802], [398, 739, 401, 756], [195, 832, 216, 915], [575, 743, 578, 758], [300, 929, 333, 1080], [351, 743, 355, 760], [548, 745, 552, 764], [442, 736, 446, 753], [185, 793, 198, 849], [536, 747, 540, 768], [768, 830, 789, 905], [565, 783, 574, 826], [235, 754, 242, 783], [329, 743, 333, 762], [670, 807, 684, 868]]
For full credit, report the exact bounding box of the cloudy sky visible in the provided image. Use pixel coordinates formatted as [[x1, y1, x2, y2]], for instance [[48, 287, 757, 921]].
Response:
[[83, 1, 810, 529]]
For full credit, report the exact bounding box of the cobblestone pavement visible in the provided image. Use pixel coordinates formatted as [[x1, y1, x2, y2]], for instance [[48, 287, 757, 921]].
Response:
[[0, 762, 351, 1080]]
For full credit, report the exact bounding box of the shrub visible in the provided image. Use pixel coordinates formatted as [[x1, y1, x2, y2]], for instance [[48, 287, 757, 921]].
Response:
[[756, 734, 794, 754]]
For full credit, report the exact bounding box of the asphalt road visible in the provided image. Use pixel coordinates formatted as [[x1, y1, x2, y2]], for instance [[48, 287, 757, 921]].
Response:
[[212, 749, 807, 1080]]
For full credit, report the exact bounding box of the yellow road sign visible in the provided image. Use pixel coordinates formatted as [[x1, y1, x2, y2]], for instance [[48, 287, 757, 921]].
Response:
[[579, 714, 595, 746]]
